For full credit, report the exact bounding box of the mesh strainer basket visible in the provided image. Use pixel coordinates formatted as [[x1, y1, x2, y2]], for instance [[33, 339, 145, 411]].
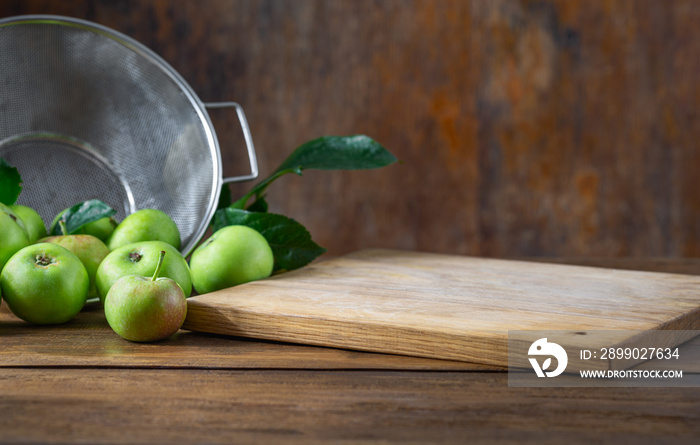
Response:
[[0, 15, 258, 256]]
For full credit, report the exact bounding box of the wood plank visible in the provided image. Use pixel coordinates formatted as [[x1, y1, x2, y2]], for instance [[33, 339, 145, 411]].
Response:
[[0, 300, 490, 371], [183, 249, 700, 366], [0, 368, 698, 444]]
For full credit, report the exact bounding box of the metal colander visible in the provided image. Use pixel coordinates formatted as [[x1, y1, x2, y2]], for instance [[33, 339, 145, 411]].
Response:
[[0, 15, 258, 256]]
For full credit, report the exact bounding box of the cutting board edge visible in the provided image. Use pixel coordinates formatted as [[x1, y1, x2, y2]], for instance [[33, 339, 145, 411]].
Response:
[[182, 301, 510, 366], [182, 301, 700, 369]]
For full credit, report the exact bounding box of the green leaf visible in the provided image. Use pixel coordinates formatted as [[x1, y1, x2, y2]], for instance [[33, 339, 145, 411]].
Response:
[[0, 158, 22, 205], [50, 199, 117, 236], [212, 208, 326, 271], [234, 135, 396, 209], [217, 183, 232, 210], [274, 135, 397, 173], [246, 195, 269, 213]]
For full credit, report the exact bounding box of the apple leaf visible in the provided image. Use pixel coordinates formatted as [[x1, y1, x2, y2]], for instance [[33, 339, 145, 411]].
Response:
[[217, 183, 233, 210], [0, 158, 22, 205], [50, 199, 117, 236], [233, 135, 396, 209], [275, 134, 397, 173], [246, 195, 268, 213], [212, 208, 326, 271]]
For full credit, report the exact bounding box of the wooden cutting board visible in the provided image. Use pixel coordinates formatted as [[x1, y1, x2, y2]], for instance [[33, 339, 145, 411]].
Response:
[[182, 249, 700, 367]]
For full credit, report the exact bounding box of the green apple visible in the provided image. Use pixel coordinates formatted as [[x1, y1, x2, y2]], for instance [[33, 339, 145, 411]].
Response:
[[104, 250, 187, 342], [0, 243, 89, 324], [10, 205, 47, 243], [82, 217, 117, 241], [50, 209, 117, 242], [107, 209, 181, 251], [39, 233, 110, 300], [189, 225, 274, 294], [96, 240, 191, 303], [0, 203, 30, 273]]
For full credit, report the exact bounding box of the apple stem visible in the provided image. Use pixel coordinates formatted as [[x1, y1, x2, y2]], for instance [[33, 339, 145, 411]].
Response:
[[152, 250, 166, 281], [58, 220, 68, 236]]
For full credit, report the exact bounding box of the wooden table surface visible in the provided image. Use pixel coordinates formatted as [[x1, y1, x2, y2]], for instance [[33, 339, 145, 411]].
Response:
[[2, 258, 700, 444]]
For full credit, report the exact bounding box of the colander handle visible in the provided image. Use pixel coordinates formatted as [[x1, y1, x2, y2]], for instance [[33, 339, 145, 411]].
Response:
[[205, 102, 259, 184]]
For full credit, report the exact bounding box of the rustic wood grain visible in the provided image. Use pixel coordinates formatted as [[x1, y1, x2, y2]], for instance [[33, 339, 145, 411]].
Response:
[[1, 368, 698, 445], [1, 0, 699, 259], [183, 249, 700, 366], [0, 301, 490, 371]]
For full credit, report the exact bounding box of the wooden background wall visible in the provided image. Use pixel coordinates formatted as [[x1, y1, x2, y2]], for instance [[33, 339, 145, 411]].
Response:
[[2, 0, 699, 259]]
